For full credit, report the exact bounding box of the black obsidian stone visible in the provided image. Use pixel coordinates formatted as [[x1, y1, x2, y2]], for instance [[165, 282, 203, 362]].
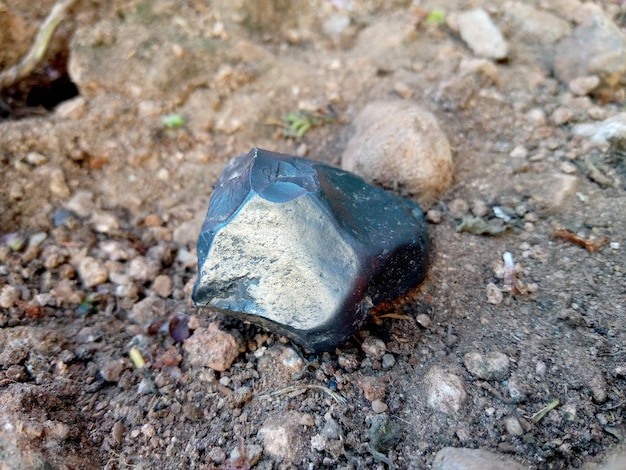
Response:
[[192, 148, 428, 352]]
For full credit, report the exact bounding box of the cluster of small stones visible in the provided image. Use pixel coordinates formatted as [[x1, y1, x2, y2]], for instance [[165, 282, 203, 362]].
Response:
[[0, 191, 198, 330]]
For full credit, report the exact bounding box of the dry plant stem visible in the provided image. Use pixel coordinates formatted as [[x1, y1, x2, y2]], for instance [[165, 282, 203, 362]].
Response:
[[0, 0, 78, 90]]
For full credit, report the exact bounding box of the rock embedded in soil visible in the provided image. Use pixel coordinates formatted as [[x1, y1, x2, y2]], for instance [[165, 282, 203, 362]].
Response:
[[258, 411, 308, 463], [463, 351, 510, 381], [182, 323, 240, 372], [432, 447, 528, 470], [0, 285, 21, 308], [425, 366, 467, 414], [192, 148, 428, 353], [77, 256, 108, 288], [341, 100, 452, 209], [455, 8, 508, 60], [553, 10, 626, 89], [503, 2, 571, 44]]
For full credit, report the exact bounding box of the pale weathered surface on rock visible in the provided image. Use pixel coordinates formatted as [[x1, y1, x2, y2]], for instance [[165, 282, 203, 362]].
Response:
[[192, 148, 428, 352]]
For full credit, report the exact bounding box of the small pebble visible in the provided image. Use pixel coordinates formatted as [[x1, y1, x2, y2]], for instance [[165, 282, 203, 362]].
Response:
[[425, 366, 467, 414], [569, 75, 600, 96], [183, 323, 240, 371], [486, 282, 503, 305], [78, 257, 108, 287], [100, 359, 127, 382], [471, 199, 489, 218], [152, 274, 173, 298], [358, 376, 387, 402], [415, 314, 431, 328], [535, 361, 547, 376], [206, 447, 227, 464], [144, 214, 163, 227], [111, 421, 125, 446], [258, 412, 307, 463], [562, 403, 578, 422], [464, 351, 510, 380], [588, 374, 607, 404], [128, 256, 160, 282], [299, 414, 315, 426], [26, 152, 48, 166], [509, 145, 528, 159], [504, 416, 524, 436], [432, 447, 527, 470], [0, 285, 21, 308], [229, 443, 262, 467], [91, 211, 120, 234], [141, 423, 155, 438], [371, 399, 388, 414], [382, 353, 396, 369], [526, 108, 546, 125], [456, 8, 508, 59], [447, 198, 469, 218], [341, 101, 453, 208], [361, 336, 387, 359], [426, 209, 443, 224], [551, 106, 574, 125], [65, 191, 95, 218], [48, 167, 70, 197]]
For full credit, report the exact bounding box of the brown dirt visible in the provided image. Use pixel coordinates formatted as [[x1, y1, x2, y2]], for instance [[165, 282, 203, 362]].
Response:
[[1, 1, 625, 469]]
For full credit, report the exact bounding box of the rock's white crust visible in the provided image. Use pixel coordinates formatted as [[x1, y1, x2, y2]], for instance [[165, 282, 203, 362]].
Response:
[[198, 194, 359, 330]]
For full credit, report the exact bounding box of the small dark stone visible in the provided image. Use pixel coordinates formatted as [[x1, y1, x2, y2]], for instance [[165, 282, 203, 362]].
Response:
[[192, 148, 428, 352]]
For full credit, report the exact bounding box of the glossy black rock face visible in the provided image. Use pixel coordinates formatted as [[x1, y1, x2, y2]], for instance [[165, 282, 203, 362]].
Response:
[[192, 148, 428, 352]]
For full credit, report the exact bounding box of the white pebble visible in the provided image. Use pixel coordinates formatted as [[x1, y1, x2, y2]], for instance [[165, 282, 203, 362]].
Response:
[[425, 366, 467, 414], [0, 285, 21, 308]]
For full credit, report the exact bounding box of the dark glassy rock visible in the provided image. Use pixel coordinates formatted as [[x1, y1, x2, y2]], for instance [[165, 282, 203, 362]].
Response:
[[192, 148, 428, 352]]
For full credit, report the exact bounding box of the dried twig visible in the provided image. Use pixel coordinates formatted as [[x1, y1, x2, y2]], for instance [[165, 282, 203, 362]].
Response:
[[0, 0, 78, 89], [258, 384, 347, 405], [553, 227, 609, 253], [529, 399, 560, 424]]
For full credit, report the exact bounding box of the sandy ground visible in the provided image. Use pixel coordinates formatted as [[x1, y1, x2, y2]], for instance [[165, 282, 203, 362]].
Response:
[[1, 1, 626, 468]]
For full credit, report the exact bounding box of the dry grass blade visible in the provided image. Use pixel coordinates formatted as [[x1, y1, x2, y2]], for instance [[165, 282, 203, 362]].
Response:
[[0, 0, 78, 89], [553, 227, 609, 253], [258, 384, 347, 405], [530, 399, 560, 424]]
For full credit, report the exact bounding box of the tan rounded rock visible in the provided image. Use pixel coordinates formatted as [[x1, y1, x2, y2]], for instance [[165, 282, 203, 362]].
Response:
[[341, 101, 453, 208]]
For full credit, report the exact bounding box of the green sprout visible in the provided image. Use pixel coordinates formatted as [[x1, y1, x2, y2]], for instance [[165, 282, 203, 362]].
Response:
[[426, 9, 446, 25], [283, 111, 315, 138], [268, 106, 337, 139], [162, 113, 185, 130], [8, 236, 25, 252], [77, 293, 100, 315]]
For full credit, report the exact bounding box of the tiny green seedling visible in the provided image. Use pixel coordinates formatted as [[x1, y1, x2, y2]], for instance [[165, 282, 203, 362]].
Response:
[[530, 398, 560, 424], [77, 293, 99, 315], [426, 9, 446, 25], [162, 113, 185, 130], [267, 106, 337, 139]]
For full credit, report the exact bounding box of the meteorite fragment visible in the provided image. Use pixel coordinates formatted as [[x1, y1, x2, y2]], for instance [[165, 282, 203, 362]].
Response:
[[192, 148, 428, 352]]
